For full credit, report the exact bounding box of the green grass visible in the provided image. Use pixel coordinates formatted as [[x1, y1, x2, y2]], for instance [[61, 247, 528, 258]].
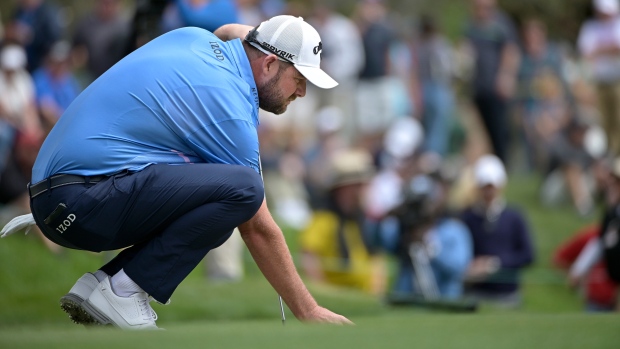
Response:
[[0, 313, 617, 349], [0, 174, 614, 348], [504, 175, 592, 313]]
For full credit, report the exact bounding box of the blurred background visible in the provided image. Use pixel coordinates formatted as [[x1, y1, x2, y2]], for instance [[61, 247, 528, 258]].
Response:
[[0, 0, 619, 339]]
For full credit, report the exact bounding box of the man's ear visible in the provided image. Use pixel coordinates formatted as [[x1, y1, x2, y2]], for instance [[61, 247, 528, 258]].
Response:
[[262, 54, 280, 79]]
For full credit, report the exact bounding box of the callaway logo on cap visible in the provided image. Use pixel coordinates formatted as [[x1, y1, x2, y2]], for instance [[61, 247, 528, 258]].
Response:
[[245, 15, 338, 89]]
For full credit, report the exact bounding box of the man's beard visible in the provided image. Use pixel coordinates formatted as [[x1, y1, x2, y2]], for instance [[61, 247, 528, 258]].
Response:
[[257, 68, 292, 115]]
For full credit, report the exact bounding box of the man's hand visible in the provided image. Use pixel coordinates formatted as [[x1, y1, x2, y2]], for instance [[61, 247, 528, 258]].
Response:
[[466, 256, 500, 281], [298, 305, 354, 325], [239, 200, 353, 325]]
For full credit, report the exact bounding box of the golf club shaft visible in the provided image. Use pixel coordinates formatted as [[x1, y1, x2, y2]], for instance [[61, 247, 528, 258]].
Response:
[[279, 295, 286, 325]]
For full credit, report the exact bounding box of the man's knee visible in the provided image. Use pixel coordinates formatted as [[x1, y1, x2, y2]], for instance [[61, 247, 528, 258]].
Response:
[[230, 166, 264, 217]]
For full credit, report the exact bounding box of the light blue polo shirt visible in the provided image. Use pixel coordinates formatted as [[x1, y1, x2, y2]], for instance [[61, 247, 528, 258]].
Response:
[[32, 27, 260, 183]]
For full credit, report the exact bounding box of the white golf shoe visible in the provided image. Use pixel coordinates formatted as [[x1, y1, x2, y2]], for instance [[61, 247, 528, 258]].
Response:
[[82, 277, 159, 330], [60, 273, 100, 325]]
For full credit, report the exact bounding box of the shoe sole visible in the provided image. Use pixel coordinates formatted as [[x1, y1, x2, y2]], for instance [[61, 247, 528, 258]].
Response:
[[59, 293, 100, 326], [81, 299, 115, 326]]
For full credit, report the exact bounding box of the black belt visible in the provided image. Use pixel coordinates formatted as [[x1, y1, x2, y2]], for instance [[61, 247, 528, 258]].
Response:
[[29, 174, 108, 198]]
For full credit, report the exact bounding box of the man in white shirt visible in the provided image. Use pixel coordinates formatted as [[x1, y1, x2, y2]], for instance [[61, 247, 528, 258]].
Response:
[[578, 0, 620, 156]]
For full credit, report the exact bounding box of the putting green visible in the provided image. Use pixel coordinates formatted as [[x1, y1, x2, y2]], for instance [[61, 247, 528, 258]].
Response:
[[0, 313, 617, 349]]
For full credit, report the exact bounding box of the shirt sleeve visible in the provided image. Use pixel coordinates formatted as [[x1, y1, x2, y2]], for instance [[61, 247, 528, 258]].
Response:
[[553, 227, 598, 268], [32, 70, 53, 107], [577, 22, 596, 56], [431, 220, 473, 277], [569, 237, 603, 279], [503, 209, 535, 268]]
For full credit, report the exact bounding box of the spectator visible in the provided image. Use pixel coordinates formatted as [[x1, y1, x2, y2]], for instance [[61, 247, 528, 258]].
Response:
[[554, 224, 618, 312], [309, 3, 364, 144], [599, 158, 620, 293], [257, 113, 312, 231], [236, 0, 266, 26], [0, 44, 41, 143], [260, 0, 285, 18], [203, 228, 244, 282], [0, 44, 58, 253], [32, 41, 81, 133], [353, 0, 397, 146], [72, 0, 131, 81], [415, 15, 456, 158], [388, 175, 472, 300], [516, 18, 571, 172], [125, 0, 169, 51], [300, 149, 386, 294], [365, 117, 424, 221], [162, 0, 239, 33], [303, 106, 347, 210], [462, 0, 520, 163], [461, 155, 535, 308], [565, 157, 620, 312], [545, 117, 598, 216], [578, 0, 620, 156], [0, 45, 30, 206], [7, 0, 62, 72], [389, 28, 419, 121]]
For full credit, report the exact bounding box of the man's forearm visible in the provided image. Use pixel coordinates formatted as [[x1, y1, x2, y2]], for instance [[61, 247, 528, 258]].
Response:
[[214, 24, 253, 41], [238, 200, 318, 319]]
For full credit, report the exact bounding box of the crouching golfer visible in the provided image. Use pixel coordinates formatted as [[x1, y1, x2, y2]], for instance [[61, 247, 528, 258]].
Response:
[[1, 15, 351, 329]]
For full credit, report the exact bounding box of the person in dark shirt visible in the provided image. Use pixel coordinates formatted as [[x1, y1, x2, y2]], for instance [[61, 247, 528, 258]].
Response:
[[463, 0, 520, 163], [72, 0, 131, 81], [352, 0, 397, 144], [8, 0, 62, 72], [461, 154, 535, 308], [599, 158, 620, 287]]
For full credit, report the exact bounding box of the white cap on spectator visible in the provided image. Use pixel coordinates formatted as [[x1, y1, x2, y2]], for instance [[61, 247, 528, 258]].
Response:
[[384, 117, 424, 160], [1, 45, 27, 71], [594, 0, 619, 15], [474, 154, 507, 188], [316, 106, 344, 135], [583, 124, 607, 159], [245, 15, 338, 89]]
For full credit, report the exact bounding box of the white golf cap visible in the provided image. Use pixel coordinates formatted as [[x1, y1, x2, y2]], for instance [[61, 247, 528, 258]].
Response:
[[474, 154, 507, 188], [245, 15, 338, 89], [594, 0, 619, 15]]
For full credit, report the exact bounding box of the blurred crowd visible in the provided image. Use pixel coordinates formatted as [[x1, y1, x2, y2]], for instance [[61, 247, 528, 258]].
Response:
[[1, 0, 619, 312]]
